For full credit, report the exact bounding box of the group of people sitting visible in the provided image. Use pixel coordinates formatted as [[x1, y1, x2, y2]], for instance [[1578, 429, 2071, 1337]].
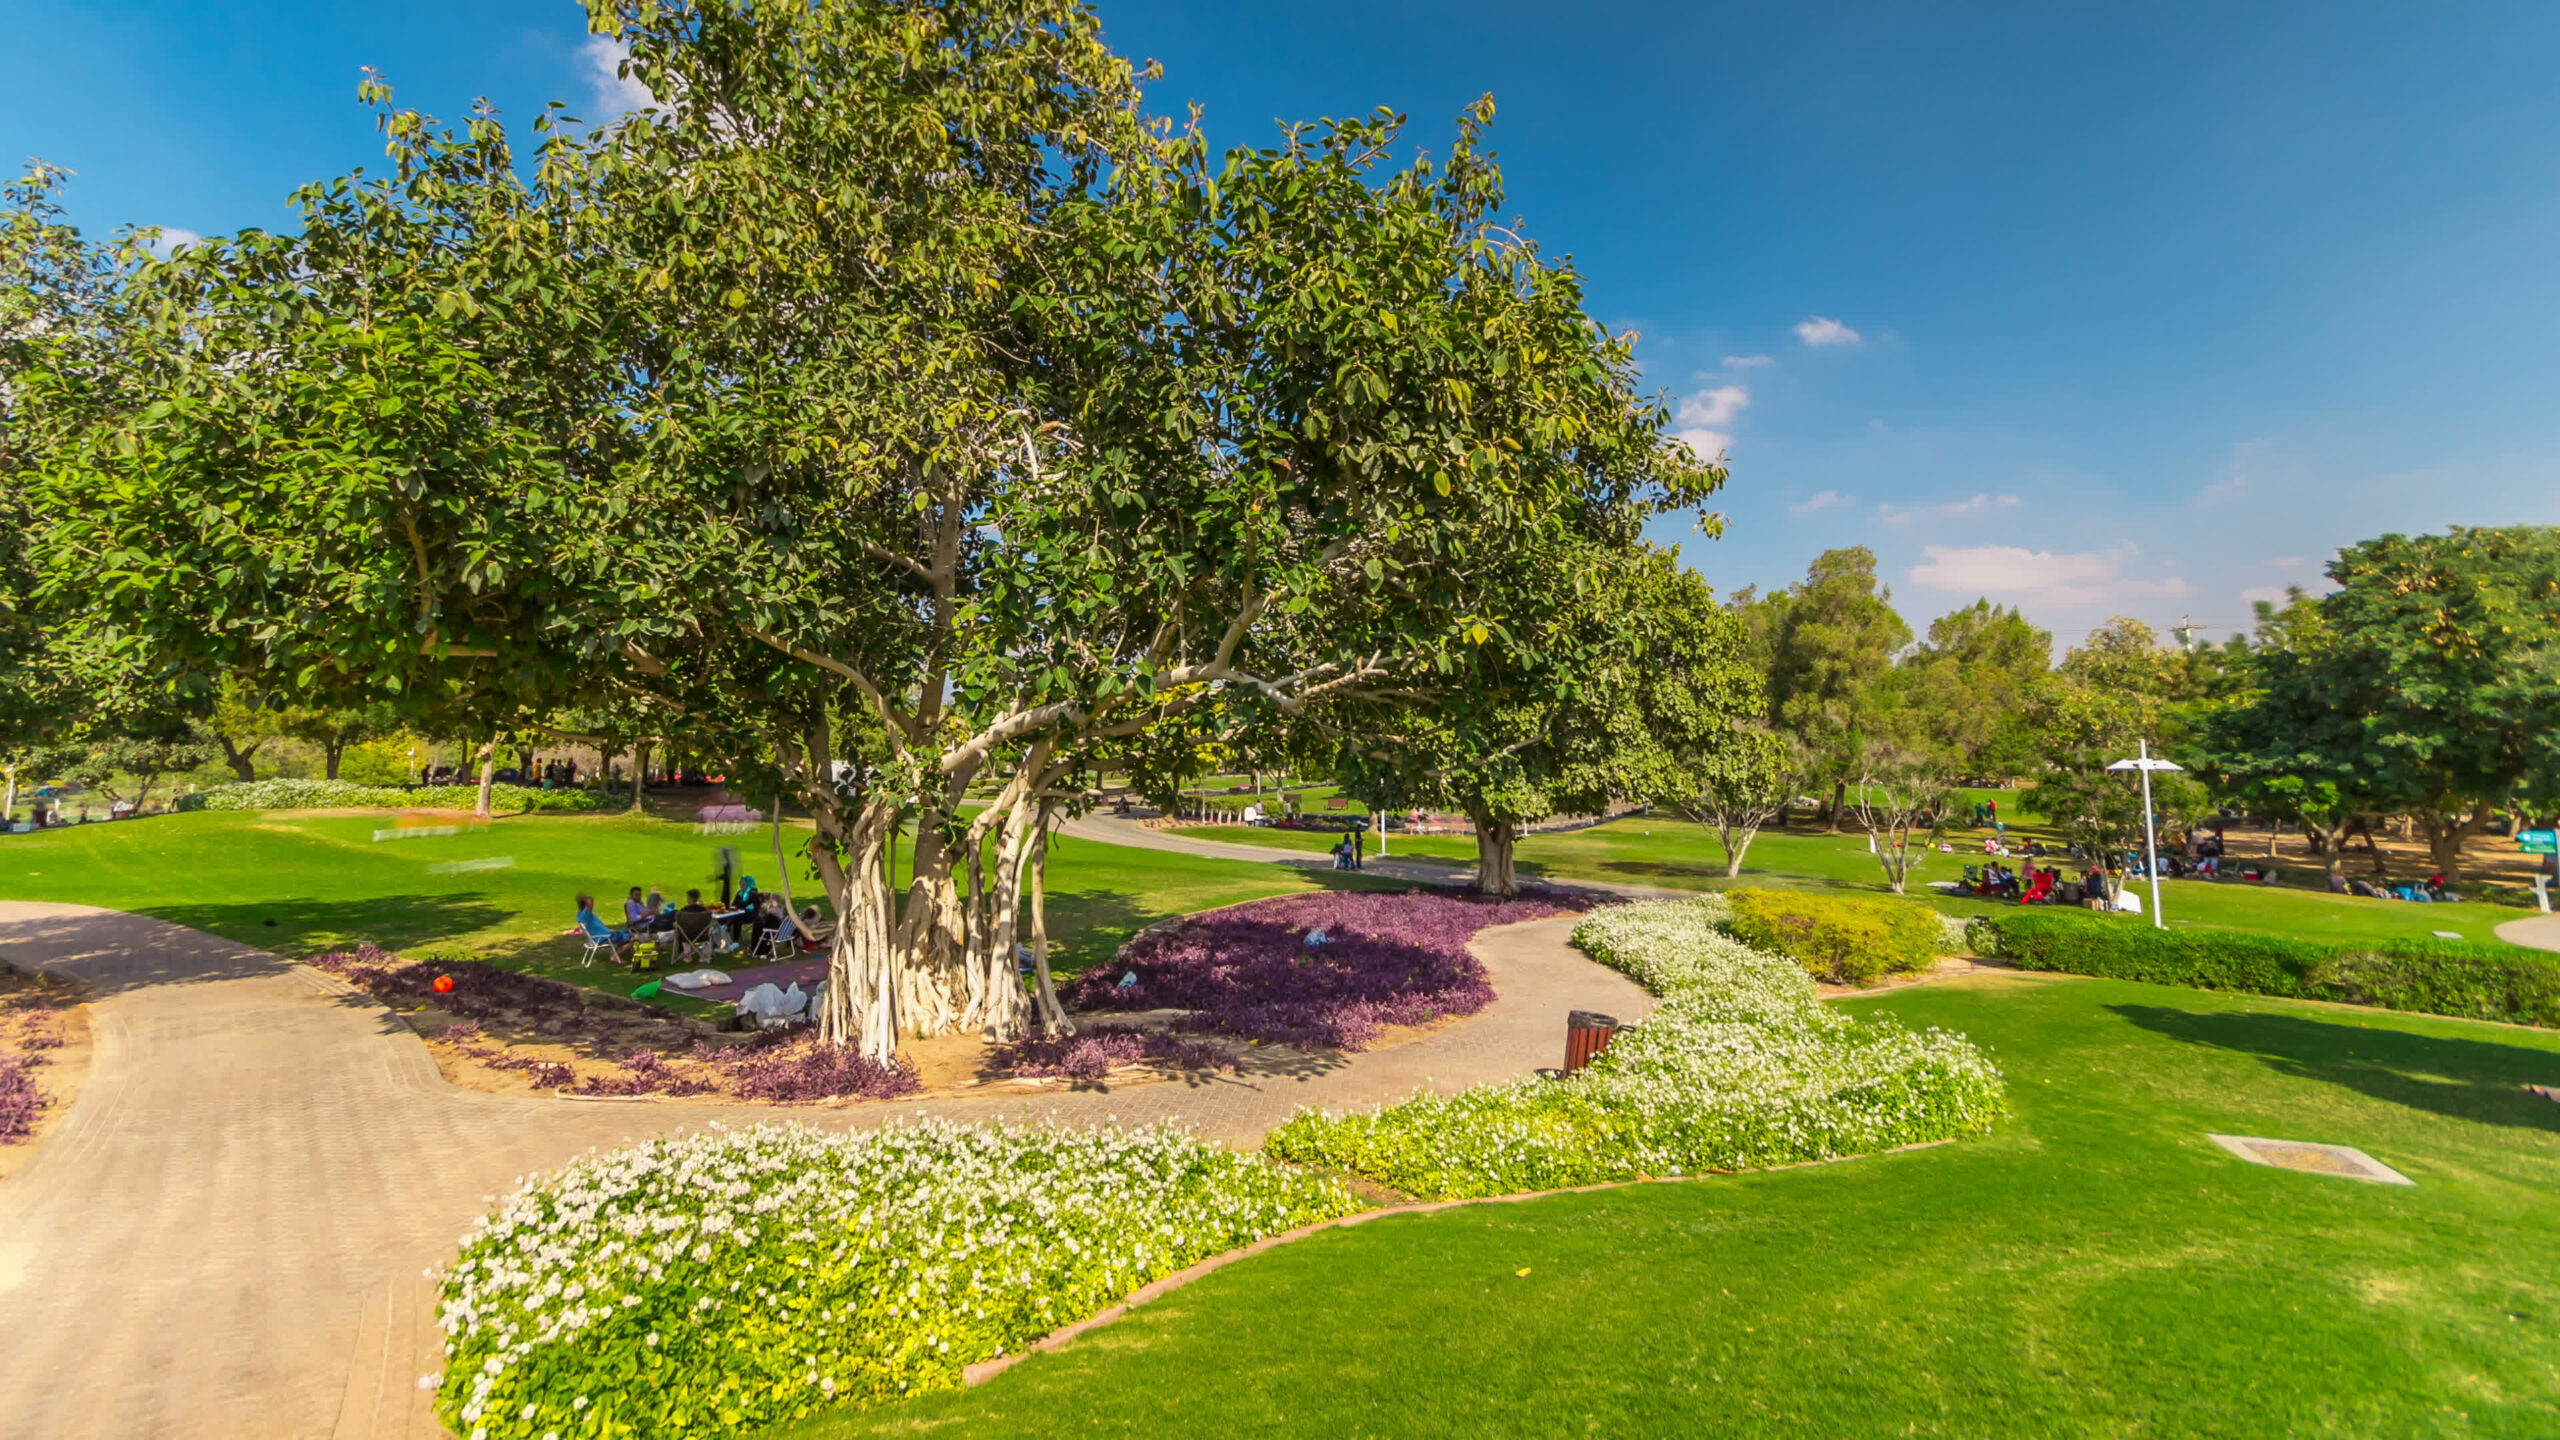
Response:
[[1966, 861, 2124, 912], [2328, 871, 2461, 902], [574, 879, 833, 968]]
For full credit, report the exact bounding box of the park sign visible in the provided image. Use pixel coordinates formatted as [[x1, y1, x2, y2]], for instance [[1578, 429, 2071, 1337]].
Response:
[[2520, 829, 2558, 855]]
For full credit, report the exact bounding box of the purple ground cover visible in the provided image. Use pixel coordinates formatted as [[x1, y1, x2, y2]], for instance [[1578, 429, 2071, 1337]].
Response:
[[0, 1058, 38, 1143], [1062, 887, 1585, 1051], [993, 1030, 1239, 1081]]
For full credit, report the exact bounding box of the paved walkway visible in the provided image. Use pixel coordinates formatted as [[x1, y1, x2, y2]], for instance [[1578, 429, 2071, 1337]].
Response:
[[2496, 913, 2560, 951], [0, 893, 1651, 1440]]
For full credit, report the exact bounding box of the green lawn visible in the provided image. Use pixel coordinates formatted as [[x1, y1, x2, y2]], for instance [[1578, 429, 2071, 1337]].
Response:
[[1190, 817, 2538, 948], [774, 972, 2560, 1438], [0, 809, 1396, 998]]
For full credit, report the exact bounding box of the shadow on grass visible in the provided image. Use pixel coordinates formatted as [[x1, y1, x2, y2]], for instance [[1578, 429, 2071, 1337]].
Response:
[[0, 895, 514, 997], [2112, 1003, 2560, 1132], [135, 894, 516, 960]]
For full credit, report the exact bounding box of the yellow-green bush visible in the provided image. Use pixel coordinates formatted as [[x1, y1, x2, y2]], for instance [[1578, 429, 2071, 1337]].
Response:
[[1722, 888, 1945, 985]]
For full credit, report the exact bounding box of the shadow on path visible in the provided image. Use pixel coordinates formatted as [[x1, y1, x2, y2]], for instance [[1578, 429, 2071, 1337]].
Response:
[[2112, 1002, 2560, 1132]]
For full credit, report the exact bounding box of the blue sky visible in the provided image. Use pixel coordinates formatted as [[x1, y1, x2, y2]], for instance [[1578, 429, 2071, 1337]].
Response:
[[12, 1, 2560, 649]]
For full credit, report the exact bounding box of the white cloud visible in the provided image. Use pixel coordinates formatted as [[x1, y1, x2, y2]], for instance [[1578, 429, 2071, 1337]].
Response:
[[582, 34, 655, 118], [1794, 316, 1862, 348], [1721, 353, 1775, 369], [1675, 383, 1751, 461], [1876, 492, 2019, 528], [1789, 490, 1847, 515], [142, 226, 201, 260], [1909, 543, 2190, 608]]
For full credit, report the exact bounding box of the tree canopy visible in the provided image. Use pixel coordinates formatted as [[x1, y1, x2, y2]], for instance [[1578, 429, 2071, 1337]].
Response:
[[29, 0, 1719, 1053]]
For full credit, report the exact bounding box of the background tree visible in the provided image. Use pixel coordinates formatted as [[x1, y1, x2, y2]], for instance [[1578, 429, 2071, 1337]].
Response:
[[203, 673, 288, 782], [1668, 724, 1801, 877], [1323, 545, 1749, 896], [2025, 617, 2207, 865], [2311, 527, 2560, 881], [1749, 548, 1911, 829], [1847, 744, 1951, 895], [278, 701, 401, 781], [1897, 600, 2052, 780]]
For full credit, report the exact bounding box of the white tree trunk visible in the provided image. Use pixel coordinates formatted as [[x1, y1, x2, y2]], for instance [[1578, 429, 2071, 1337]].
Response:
[[473, 741, 497, 820]]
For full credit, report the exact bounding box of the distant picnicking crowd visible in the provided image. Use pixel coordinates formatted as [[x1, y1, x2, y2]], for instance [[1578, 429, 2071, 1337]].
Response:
[[1949, 802, 2465, 911]]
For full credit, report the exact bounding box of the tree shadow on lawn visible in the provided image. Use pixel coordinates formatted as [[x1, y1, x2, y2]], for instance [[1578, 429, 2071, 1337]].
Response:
[[2112, 1002, 2560, 1133], [137, 893, 516, 958], [0, 895, 516, 997]]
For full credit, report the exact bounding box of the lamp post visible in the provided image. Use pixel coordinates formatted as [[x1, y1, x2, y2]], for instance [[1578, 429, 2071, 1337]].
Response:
[[2106, 741, 2184, 930]]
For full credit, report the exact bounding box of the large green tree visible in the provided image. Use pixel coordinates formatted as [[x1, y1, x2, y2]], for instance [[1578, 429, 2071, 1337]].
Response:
[[2302, 528, 2560, 880], [39, 0, 1713, 1055]]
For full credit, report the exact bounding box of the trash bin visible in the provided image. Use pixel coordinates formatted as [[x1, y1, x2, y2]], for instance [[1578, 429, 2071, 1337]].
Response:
[[1563, 1010, 1620, 1075]]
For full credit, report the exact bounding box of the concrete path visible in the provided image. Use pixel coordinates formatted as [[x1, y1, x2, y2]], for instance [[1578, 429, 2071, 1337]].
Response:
[[0, 898, 1651, 1440], [2496, 913, 2560, 951]]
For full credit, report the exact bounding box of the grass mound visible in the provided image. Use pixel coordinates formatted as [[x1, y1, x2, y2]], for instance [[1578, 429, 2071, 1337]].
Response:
[[1264, 895, 2005, 1198]]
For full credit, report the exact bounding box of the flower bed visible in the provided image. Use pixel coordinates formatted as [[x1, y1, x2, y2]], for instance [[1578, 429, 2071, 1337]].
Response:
[[0, 969, 70, 1144], [179, 777, 611, 814], [1265, 894, 2006, 1198], [308, 945, 921, 1101], [992, 1029, 1239, 1081], [431, 1120, 1366, 1438], [1062, 888, 1582, 1051]]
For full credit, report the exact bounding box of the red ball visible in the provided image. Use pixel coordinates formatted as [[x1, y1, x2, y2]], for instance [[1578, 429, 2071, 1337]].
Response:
[[432, 974, 456, 995]]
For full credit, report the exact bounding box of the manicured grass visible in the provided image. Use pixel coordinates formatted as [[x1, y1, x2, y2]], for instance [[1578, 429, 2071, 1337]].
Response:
[[1189, 818, 2538, 949], [0, 810, 1397, 997], [770, 973, 2560, 1438]]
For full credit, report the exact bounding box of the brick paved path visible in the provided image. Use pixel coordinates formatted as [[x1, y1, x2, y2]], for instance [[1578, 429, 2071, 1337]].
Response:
[[0, 893, 1650, 1440]]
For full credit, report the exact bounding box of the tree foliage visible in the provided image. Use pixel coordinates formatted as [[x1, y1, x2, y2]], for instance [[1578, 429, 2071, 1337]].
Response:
[[33, 0, 1717, 1053]]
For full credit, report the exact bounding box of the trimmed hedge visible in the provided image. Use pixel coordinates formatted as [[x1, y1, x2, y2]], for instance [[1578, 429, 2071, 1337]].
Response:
[[1724, 887, 1946, 985], [1965, 910, 2560, 1028], [177, 778, 611, 815]]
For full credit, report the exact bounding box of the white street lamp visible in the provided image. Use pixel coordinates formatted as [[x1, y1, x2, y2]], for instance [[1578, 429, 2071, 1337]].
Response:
[[2107, 740, 2184, 929]]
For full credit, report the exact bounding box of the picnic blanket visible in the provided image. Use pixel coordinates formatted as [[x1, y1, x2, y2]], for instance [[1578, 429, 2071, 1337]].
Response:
[[688, 956, 828, 1006]]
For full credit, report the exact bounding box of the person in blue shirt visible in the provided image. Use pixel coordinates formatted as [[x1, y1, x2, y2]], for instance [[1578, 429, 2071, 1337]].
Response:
[[575, 894, 634, 963]]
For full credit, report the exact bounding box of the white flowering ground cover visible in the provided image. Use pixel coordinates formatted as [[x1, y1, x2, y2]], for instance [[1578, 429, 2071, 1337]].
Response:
[[1265, 895, 2007, 1199], [431, 1120, 1364, 1439]]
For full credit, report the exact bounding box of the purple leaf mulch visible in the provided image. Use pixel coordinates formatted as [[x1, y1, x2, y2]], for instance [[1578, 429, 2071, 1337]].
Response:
[[993, 1030, 1239, 1081], [1061, 887, 1586, 1052]]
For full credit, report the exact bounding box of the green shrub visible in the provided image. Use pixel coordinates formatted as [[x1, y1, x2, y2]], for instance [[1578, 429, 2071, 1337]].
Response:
[[1723, 887, 1946, 985], [1965, 910, 2560, 1028], [177, 778, 611, 815]]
